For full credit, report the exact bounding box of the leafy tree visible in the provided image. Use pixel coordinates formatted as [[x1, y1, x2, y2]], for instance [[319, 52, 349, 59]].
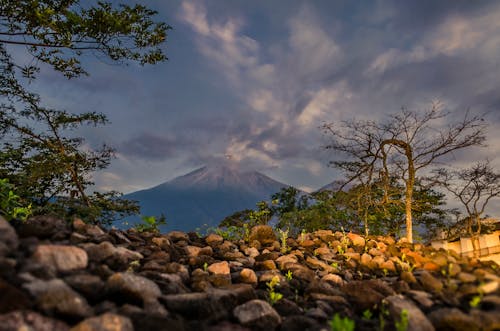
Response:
[[323, 102, 486, 242], [430, 161, 500, 255], [0, 1, 170, 223]]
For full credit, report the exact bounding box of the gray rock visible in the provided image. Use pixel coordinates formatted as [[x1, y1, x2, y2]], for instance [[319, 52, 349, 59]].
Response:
[[106, 272, 161, 305], [162, 284, 256, 321], [233, 299, 281, 331], [32, 244, 88, 272], [0, 310, 69, 331], [0, 216, 18, 255], [428, 307, 479, 331], [23, 278, 92, 319], [71, 313, 133, 331], [65, 274, 106, 302], [385, 294, 435, 331], [418, 271, 443, 293], [17, 215, 69, 239]]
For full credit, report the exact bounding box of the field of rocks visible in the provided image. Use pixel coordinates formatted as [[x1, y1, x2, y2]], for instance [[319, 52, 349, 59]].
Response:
[[0, 215, 499, 331]]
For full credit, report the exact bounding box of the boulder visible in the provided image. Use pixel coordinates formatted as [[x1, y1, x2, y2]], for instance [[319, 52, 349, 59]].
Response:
[[385, 294, 435, 331], [17, 215, 69, 239], [23, 278, 92, 319], [32, 245, 88, 272], [248, 226, 276, 246], [106, 272, 162, 305], [233, 299, 281, 330], [71, 313, 133, 331]]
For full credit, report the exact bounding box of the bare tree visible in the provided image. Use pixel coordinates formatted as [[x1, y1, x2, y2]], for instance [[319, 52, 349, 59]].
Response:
[[431, 161, 500, 256], [323, 102, 487, 242]]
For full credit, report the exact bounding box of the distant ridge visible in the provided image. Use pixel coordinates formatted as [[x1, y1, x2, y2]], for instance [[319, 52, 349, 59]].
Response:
[[120, 165, 289, 232]]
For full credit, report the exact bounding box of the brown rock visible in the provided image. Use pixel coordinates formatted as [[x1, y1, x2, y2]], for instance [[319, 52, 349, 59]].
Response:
[[32, 244, 88, 272], [207, 261, 230, 275], [401, 271, 417, 284], [233, 299, 281, 330], [71, 313, 133, 331], [0, 278, 32, 313], [347, 233, 365, 247], [428, 308, 479, 331], [206, 233, 224, 247], [248, 225, 276, 246], [239, 268, 258, 285], [106, 272, 162, 305], [385, 294, 435, 331], [0, 311, 69, 331], [418, 271, 443, 293]]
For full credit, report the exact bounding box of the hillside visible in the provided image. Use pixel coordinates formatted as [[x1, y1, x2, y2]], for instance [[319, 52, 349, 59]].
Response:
[[121, 165, 289, 232], [1, 215, 499, 330]]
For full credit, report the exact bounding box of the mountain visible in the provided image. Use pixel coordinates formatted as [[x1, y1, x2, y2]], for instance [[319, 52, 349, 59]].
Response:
[[119, 165, 289, 232]]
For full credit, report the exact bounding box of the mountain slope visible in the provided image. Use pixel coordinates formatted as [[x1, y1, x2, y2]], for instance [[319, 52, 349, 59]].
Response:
[[120, 165, 289, 232]]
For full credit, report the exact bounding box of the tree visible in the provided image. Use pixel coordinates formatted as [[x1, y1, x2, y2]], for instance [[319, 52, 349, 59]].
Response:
[[323, 103, 487, 242], [0, 1, 170, 223], [431, 161, 500, 255]]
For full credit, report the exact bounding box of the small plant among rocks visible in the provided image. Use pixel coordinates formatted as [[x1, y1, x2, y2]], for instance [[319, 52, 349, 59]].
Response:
[[395, 309, 409, 331], [0, 178, 31, 221], [329, 313, 355, 331], [134, 214, 166, 233], [266, 275, 283, 305]]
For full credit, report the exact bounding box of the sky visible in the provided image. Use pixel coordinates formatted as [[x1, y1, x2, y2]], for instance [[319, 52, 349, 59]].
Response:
[[24, 0, 500, 195]]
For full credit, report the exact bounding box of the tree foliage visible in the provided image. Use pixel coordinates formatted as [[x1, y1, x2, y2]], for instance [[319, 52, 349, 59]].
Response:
[[0, 0, 170, 223], [322, 102, 486, 242]]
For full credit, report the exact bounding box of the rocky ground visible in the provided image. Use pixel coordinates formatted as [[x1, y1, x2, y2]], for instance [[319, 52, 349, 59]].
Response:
[[0, 215, 499, 331]]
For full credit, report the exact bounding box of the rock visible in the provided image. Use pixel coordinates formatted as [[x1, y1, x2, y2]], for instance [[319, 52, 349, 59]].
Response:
[[239, 268, 258, 285], [106, 272, 162, 305], [406, 290, 434, 309], [206, 233, 224, 247], [65, 274, 106, 302], [233, 299, 281, 330], [71, 313, 133, 331], [0, 216, 18, 255], [385, 294, 435, 331], [161, 285, 256, 321], [479, 281, 499, 295], [0, 310, 69, 331], [185, 245, 201, 257], [401, 271, 417, 284], [457, 272, 477, 283], [347, 233, 365, 247], [23, 278, 93, 319], [17, 215, 69, 239], [321, 274, 344, 287], [418, 271, 443, 293], [280, 315, 321, 331], [83, 241, 143, 269], [167, 231, 189, 242], [32, 244, 88, 272], [0, 278, 32, 313], [428, 308, 479, 331], [341, 279, 395, 312], [248, 225, 276, 246], [207, 261, 230, 274]]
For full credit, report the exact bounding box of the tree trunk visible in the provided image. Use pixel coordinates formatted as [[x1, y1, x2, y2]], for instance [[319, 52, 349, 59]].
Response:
[[405, 181, 413, 243]]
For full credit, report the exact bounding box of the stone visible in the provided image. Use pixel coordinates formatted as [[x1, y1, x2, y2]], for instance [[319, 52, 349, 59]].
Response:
[[385, 294, 435, 331], [280, 315, 321, 331], [17, 215, 69, 239], [321, 274, 344, 287], [233, 299, 281, 330], [457, 272, 477, 283], [208, 261, 231, 275], [206, 233, 224, 246], [479, 281, 499, 295], [248, 225, 276, 246], [185, 245, 201, 257], [428, 308, 479, 331], [418, 271, 443, 293], [239, 268, 258, 285], [106, 272, 162, 305], [0, 311, 69, 331], [347, 233, 365, 247], [23, 278, 93, 319], [0, 216, 18, 255], [406, 290, 434, 309], [162, 285, 256, 321], [83, 241, 143, 269], [71, 313, 133, 331], [32, 244, 88, 272], [65, 274, 106, 302], [341, 279, 395, 312], [151, 236, 172, 250], [401, 271, 417, 284], [167, 231, 189, 242], [0, 278, 32, 313]]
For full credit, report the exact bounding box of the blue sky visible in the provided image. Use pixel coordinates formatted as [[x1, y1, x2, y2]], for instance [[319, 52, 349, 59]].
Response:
[[26, 0, 500, 194]]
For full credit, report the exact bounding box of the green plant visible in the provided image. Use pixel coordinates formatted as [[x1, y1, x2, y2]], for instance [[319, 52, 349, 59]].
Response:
[[395, 309, 409, 331], [362, 309, 373, 321], [378, 302, 390, 331], [469, 293, 483, 308], [278, 228, 290, 253], [266, 275, 283, 305], [285, 270, 293, 281], [203, 262, 208, 272], [0, 179, 31, 221], [134, 214, 166, 233], [331, 262, 339, 269], [300, 229, 307, 243], [329, 313, 355, 331], [127, 260, 140, 273]]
